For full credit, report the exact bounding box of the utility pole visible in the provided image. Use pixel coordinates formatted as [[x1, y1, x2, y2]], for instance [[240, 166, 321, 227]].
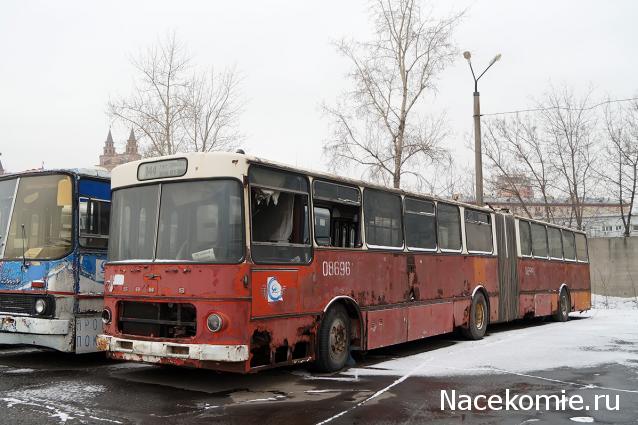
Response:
[[463, 51, 501, 206]]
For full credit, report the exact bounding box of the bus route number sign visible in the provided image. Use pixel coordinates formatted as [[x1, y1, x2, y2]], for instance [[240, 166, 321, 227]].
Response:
[[322, 261, 351, 277]]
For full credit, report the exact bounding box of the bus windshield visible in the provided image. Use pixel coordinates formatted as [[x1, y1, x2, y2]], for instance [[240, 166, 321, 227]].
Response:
[[109, 179, 244, 263], [1, 174, 73, 260]]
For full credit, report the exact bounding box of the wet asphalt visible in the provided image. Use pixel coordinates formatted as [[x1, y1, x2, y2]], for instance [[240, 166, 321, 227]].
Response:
[[0, 320, 636, 425]]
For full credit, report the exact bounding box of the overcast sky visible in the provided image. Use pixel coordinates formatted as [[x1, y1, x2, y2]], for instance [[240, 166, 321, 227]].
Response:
[[1, 0, 637, 177]]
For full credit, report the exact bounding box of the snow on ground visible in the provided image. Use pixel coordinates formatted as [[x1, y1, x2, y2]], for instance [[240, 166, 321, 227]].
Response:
[[592, 293, 638, 310], [343, 297, 638, 379]]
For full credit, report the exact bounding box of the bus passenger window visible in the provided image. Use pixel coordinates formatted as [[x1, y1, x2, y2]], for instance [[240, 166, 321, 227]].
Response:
[[249, 166, 311, 264], [313, 207, 331, 246], [547, 227, 563, 259], [465, 209, 493, 253], [404, 198, 436, 250], [575, 233, 588, 262], [79, 197, 110, 249], [562, 230, 576, 260], [531, 222, 548, 258], [437, 203, 461, 251], [363, 189, 403, 248], [312, 180, 361, 248], [518, 220, 532, 256]]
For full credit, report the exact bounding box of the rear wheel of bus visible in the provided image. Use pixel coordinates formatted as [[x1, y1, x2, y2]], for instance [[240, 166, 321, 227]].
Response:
[[315, 304, 351, 372], [463, 292, 488, 340], [553, 288, 570, 322]]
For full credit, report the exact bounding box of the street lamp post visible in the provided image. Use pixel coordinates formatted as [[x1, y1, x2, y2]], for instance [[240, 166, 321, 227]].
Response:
[[463, 51, 501, 206]]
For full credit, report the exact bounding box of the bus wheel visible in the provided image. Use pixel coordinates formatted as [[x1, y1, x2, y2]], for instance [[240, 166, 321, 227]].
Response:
[[553, 289, 570, 322], [463, 292, 488, 340], [315, 304, 351, 372]]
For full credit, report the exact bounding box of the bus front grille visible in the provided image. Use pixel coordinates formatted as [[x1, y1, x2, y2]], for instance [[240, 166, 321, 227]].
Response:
[[0, 294, 55, 317], [117, 301, 197, 339]]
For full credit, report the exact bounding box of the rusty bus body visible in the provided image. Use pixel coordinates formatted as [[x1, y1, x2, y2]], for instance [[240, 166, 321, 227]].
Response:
[[97, 152, 590, 372]]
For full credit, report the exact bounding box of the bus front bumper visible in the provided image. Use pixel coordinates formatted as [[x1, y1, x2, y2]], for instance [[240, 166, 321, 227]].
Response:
[[96, 335, 250, 363], [0, 314, 70, 335]]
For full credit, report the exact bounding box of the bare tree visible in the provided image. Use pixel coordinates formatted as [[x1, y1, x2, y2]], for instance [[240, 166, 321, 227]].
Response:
[[323, 0, 462, 189], [483, 115, 555, 221], [181, 67, 244, 152], [599, 99, 638, 237], [109, 33, 190, 157], [109, 33, 244, 157], [540, 86, 599, 230]]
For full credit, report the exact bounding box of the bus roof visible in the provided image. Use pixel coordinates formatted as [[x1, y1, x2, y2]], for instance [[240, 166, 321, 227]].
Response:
[[111, 151, 584, 234], [0, 168, 110, 181]]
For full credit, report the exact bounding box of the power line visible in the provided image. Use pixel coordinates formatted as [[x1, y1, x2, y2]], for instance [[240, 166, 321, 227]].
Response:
[[481, 96, 638, 117]]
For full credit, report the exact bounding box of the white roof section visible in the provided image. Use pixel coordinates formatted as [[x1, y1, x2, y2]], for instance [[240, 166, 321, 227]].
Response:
[[111, 152, 252, 189], [0, 168, 110, 180]]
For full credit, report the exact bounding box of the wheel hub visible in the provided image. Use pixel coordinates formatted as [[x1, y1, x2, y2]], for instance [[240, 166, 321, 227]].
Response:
[[475, 302, 485, 330], [329, 318, 347, 361]]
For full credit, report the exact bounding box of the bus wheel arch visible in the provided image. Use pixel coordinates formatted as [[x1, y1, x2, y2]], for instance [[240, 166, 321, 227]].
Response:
[[463, 287, 489, 340], [321, 296, 363, 350], [471, 285, 491, 323], [315, 297, 362, 372]]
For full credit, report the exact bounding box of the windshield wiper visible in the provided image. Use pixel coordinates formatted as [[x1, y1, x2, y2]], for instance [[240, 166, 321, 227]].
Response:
[[21, 224, 28, 269]]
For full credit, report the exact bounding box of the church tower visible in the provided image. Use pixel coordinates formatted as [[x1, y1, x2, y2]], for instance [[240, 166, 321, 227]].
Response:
[[125, 128, 142, 161], [103, 129, 116, 155], [98, 128, 141, 171]]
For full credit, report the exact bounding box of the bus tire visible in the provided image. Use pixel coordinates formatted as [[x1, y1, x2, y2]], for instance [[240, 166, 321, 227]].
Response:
[[462, 292, 488, 340], [553, 288, 570, 322], [315, 304, 351, 372]]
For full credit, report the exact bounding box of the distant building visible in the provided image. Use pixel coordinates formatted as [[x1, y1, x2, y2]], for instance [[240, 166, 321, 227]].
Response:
[[494, 174, 534, 199], [483, 173, 635, 237], [0, 159, 4, 175], [98, 129, 141, 171]]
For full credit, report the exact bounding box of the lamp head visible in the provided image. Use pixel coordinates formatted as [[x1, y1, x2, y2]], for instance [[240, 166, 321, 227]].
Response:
[[489, 53, 502, 66], [463, 51, 471, 61]]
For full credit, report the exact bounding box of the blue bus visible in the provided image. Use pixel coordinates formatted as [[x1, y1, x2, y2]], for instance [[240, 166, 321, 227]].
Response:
[[0, 169, 110, 353]]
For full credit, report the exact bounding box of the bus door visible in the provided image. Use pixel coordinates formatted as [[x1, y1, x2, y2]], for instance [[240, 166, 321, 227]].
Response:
[[495, 214, 519, 322], [247, 166, 312, 318], [76, 178, 111, 353]]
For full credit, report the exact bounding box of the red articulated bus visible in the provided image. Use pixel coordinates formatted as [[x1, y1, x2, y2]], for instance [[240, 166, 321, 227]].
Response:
[[97, 152, 591, 373]]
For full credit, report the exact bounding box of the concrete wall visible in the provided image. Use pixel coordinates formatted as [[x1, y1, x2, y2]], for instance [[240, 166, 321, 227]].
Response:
[[589, 237, 638, 297]]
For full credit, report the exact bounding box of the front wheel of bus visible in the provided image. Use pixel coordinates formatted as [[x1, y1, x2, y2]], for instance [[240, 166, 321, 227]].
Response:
[[463, 292, 488, 340], [553, 289, 570, 322], [316, 305, 351, 372]]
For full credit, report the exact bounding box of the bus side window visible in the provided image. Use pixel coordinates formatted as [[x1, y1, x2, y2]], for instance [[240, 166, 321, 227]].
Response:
[[547, 227, 563, 259], [575, 233, 588, 262], [79, 197, 110, 249], [464, 209, 493, 254], [404, 198, 436, 251], [519, 220, 532, 256], [249, 166, 311, 264], [562, 230, 576, 260], [530, 222, 548, 258], [363, 189, 403, 249], [437, 203, 461, 251], [312, 180, 361, 248], [313, 207, 331, 246]]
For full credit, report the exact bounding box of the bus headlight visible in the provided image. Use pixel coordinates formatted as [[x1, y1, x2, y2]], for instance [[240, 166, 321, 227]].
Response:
[[101, 308, 112, 325], [34, 299, 47, 315], [207, 314, 223, 333]]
